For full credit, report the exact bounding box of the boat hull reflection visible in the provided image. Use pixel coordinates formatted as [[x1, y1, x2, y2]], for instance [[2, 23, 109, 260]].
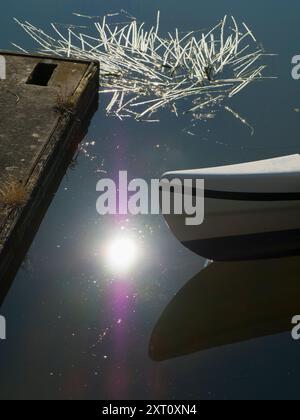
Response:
[[150, 256, 300, 361]]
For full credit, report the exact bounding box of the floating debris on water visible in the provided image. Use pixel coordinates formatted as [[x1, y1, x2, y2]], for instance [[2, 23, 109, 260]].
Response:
[[224, 106, 255, 136], [14, 12, 276, 126]]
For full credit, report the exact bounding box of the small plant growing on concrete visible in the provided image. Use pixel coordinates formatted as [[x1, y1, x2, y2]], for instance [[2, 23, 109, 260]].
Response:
[[53, 89, 75, 115], [0, 179, 28, 210]]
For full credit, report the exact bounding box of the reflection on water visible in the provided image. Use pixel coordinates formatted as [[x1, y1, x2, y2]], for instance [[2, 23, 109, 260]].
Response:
[[2, 0, 300, 400], [150, 256, 300, 361], [104, 236, 139, 275]]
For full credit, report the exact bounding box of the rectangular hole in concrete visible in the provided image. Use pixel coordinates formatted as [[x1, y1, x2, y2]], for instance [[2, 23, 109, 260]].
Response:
[[26, 63, 57, 86]]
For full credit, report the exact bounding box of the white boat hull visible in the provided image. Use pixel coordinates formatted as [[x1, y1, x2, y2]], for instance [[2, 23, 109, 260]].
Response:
[[161, 154, 300, 261]]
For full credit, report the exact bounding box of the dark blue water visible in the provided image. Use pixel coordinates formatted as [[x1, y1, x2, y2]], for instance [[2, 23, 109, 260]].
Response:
[[1, 0, 300, 399]]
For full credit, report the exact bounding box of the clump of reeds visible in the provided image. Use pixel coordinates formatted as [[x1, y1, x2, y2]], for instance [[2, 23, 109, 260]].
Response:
[[0, 179, 28, 210], [13, 12, 275, 126]]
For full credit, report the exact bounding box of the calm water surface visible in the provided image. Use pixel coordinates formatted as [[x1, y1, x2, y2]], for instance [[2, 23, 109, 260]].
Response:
[[1, 0, 300, 399]]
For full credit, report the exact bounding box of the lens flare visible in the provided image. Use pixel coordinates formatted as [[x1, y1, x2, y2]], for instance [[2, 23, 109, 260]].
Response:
[[105, 237, 138, 274]]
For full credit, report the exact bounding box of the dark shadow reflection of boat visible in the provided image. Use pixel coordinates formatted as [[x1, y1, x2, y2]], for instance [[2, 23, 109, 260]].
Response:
[[150, 256, 300, 361]]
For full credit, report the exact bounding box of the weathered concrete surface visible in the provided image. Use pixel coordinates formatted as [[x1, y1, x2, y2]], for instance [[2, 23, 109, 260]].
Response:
[[0, 51, 99, 304]]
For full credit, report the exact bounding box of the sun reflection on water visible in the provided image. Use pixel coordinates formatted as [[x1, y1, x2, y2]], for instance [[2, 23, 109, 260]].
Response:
[[105, 236, 138, 275]]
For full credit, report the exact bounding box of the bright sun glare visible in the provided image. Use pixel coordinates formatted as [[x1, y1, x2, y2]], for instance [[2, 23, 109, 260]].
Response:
[[105, 237, 138, 274]]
